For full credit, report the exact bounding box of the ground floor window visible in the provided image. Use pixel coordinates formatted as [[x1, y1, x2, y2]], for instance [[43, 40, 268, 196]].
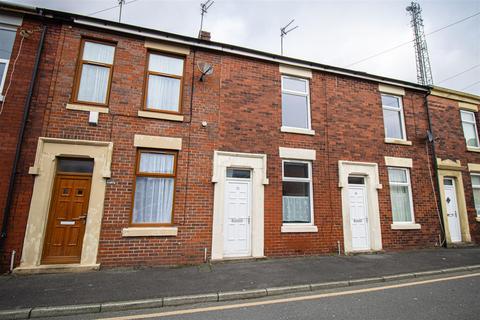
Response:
[[471, 174, 480, 216], [388, 167, 415, 223], [132, 149, 177, 225], [282, 160, 313, 224]]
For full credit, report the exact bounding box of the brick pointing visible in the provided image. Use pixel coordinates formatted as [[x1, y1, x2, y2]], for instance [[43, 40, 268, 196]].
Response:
[[428, 95, 480, 244], [0, 16, 458, 270]]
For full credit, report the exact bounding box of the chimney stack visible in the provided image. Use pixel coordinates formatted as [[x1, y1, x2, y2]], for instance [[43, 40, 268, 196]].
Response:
[[198, 30, 211, 41]]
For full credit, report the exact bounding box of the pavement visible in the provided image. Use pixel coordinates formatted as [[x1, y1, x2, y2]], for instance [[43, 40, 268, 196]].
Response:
[[0, 247, 479, 318]]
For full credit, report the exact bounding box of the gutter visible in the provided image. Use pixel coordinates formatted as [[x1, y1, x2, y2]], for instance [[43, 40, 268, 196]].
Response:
[[0, 26, 47, 250], [72, 17, 428, 92], [424, 90, 446, 246], [0, 2, 428, 93]]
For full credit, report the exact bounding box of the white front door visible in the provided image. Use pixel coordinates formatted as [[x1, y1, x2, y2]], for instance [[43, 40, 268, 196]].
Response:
[[348, 179, 370, 251], [223, 170, 252, 257], [444, 178, 462, 243]]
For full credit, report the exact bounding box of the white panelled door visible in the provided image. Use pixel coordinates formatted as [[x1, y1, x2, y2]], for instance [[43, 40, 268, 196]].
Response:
[[444, 178, 462, 243], [223, 173, 252, 257], [348, 183, 370, 251]]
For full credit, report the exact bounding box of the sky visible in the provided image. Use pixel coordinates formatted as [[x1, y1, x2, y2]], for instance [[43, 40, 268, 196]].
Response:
[[11, 0, 480, 95]]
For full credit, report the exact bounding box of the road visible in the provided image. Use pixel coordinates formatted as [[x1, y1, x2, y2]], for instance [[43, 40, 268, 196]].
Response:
[[42, 272, 480, 320]]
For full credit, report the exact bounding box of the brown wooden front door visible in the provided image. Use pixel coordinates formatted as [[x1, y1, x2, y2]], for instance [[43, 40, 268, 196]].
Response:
[[42, 174, 92, 264]]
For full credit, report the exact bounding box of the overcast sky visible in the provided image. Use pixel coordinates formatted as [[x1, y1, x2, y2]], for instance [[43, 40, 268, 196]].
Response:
[[12, 0, 480, 95]]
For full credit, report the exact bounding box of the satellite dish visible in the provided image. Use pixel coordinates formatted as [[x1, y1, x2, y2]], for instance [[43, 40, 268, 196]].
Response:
[[197, 62, 214, 81]]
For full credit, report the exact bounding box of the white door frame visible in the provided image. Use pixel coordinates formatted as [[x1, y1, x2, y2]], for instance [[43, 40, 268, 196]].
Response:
[[443, 178, 462, 243], [211, 151, 269, 260], [347, 179, 371, 251], [223, 175, 252, 257], [338, 161, 383, 254]]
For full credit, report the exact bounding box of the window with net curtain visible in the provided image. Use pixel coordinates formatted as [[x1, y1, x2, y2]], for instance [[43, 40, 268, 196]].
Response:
[[388, 167, 414, 223], [76, 40, 115, 105], [282, 161, 312, 224], [382, 94, 406, 140], [460, 110, 479, 148], [471, 175, 480, 216], [132, 150, 177, 224], [0, 28, 16, 97], [145, 53, 184, 112]]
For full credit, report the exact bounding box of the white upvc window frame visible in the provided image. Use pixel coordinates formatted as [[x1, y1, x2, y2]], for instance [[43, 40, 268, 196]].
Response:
[[0, 26, 17, 101], [281, 75, 312, 131], [460, 110, 480, 148], [0, 58, 9, 100], [281, 159, 314, 226], [387, 167, 415, 224], [381, 93, 407, 141], [471, 173, 480, 217]]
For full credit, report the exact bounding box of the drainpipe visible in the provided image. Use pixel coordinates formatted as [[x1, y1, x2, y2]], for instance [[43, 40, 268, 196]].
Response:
[[424, 89, 446, 247], [0, 25, 47, 253]]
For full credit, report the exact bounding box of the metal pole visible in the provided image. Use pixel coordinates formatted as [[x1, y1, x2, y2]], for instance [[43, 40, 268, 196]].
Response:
[[281, 34, 283, 55], [119, 0, 124, 23]]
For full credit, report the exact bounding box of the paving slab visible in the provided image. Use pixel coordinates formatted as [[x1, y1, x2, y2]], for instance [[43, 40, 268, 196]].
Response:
[[0, 247, 479, 310]]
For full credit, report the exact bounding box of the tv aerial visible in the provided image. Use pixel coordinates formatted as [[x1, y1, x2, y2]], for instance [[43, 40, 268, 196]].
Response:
[[199, 0, 214, 33], [280, 19, 299, 56]]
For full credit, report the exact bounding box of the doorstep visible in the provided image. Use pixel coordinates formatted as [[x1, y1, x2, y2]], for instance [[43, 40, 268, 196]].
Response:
[[210, 256, 267, 264], [13, 263, 100, 275], [446, 242, 476, 249]]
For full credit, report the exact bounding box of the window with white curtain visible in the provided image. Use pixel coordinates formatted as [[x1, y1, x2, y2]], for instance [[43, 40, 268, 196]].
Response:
[[145, 52, 184, 112], [74, 40, 115, 105], [281, 76, 311, 129], [132, 150, 177, 225], [460, 110, 479, 148], [388, 167, 415, 223], [382, 94, 406, 140], [0, 28, 16, 99], [282, 160, 313, 224], [471, 174, 480, 216]]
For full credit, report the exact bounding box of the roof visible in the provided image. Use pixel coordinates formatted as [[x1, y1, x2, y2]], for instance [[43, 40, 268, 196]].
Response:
[[0, 0, 440, 93], [431, 86, 480, 105]]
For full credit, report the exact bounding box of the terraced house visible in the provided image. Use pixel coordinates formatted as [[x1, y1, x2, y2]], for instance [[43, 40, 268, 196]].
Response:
[[0, 2, 478, 273]]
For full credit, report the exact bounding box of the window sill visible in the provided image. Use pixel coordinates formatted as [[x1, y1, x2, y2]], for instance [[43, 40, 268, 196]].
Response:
[[390, 223, 421, 230], [138, 110, 184, 122], [280, 126, 315, 136], [476, 217, 480, 222], [281, 224, 318, 233], [122, 226, 178, 237], [384, 138, 412, 146], [66, 103, 109, 113], [467, 146, 480, 153]]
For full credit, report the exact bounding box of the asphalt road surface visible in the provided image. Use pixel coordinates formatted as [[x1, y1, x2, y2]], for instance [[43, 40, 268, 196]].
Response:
[[41, 272, 480, 320]]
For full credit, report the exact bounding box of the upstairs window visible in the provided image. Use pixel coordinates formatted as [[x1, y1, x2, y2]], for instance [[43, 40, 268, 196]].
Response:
[[281, 76, 311, 129], [388, 168, 415, 223], [382, 94, 406, 140], [73, 39, 115, 105], [460, 110, 479, 148], [282, 161, 313, 224], [0, 28, 16, 99], [132, 150, 177, 225], [145, 52, 184, 113], [471, 175, 480, 216]]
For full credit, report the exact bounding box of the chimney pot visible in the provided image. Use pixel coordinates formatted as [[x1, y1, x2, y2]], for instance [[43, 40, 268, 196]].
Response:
[[198, 30, 211, 41]]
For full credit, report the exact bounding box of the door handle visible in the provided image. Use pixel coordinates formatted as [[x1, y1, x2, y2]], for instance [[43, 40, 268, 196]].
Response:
[[73, 215, 87, 221]]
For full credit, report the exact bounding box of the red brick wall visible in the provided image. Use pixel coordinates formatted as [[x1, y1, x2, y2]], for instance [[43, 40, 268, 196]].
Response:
[[1, 17, 444, 270], [0, 18, 62, 268], [428, 95, 480, 243]]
